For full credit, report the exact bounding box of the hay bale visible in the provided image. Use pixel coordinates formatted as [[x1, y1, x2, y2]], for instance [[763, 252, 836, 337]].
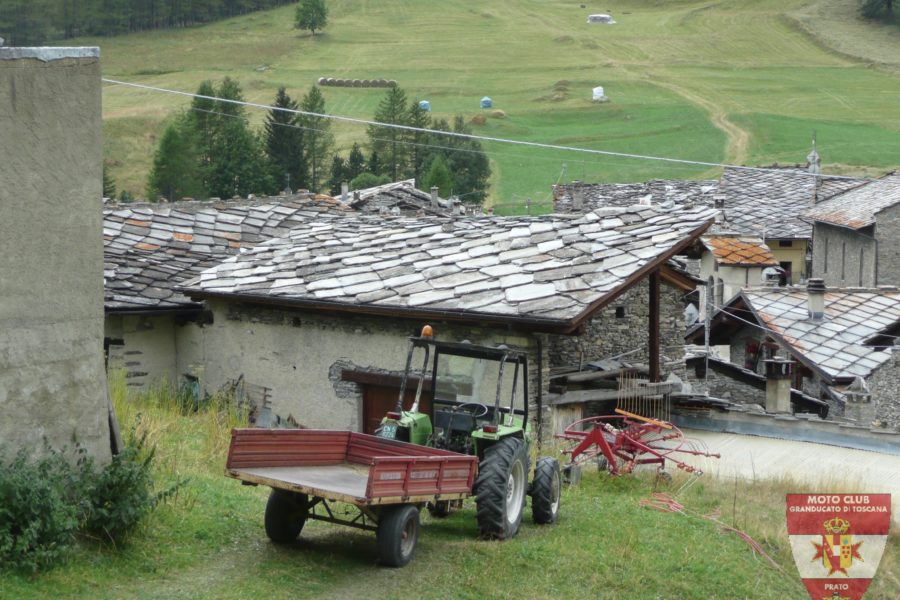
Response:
[[318, 77, 327, 85], [388, 80, 398, 87], [353, 79, 363, 87], [362, 79, 371, 87], [490, 109, 506, 119], [470, 114, 487, 126]]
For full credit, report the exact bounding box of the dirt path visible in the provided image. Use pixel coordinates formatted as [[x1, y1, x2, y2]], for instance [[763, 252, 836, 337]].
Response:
[[646, 75, 751, 168], [680, 429, 900, 522]]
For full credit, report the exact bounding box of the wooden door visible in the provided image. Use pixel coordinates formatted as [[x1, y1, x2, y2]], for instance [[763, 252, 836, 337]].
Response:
[[362, 385, 432, 434]]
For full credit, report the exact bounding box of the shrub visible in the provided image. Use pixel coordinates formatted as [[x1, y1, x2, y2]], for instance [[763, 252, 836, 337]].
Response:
[[0, 448, 79, 572]]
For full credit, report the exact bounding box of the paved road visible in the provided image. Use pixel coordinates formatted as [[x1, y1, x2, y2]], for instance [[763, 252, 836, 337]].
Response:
[[680, 429, 900, 522]]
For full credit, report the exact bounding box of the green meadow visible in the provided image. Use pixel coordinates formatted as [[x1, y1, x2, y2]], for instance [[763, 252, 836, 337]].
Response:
[[89, 0, 900, 210]]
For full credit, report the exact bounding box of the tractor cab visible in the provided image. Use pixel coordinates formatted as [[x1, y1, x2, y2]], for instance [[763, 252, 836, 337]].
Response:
[[376, 326, 530, 459]]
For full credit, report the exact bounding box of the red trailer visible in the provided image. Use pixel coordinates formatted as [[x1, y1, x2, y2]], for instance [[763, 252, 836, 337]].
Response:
[[226, 428, 478, 566]]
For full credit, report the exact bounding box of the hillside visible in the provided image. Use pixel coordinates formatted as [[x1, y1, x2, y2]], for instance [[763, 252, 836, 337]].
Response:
[[91, 0, 900, 210]]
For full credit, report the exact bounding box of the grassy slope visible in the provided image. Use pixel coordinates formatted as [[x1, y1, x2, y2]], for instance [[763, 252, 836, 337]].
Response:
[[92, 0, 900, 211], [3, 381, 899, 599]]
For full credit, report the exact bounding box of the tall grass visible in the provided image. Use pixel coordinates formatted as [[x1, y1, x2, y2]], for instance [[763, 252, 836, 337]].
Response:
[[108, 370, 249, 477]]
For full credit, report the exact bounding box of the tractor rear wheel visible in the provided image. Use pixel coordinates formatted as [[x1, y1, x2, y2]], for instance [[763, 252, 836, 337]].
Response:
[[530, 457, 561, 524], [264, 489, 308, 543], [474, 437, 528, 539], [376, 504, 420, 567]]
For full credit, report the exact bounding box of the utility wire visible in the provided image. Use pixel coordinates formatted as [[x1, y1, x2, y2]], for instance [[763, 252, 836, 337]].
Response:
[[103, 78, 866, 181]]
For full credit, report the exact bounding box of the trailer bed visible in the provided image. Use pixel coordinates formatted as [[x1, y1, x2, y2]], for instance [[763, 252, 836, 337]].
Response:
[[226, 429, 478, 505]]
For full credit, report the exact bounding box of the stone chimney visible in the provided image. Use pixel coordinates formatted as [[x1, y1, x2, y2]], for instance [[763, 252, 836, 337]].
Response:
[[764, 358, 794, 413], [430, 186, 439, 209], [341, 182, 349, 203], [451, 197, 461, 217], [807, 278, 826, 320], [573, 181, 584, 211]]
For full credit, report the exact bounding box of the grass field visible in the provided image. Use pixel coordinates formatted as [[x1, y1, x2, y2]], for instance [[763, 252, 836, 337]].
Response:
[[88, 0, 900, 210], [3, 378, 899, 599]]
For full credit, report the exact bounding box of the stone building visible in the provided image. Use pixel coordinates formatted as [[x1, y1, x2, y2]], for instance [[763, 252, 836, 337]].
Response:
[[180, 205, 716, 433], [806, 175, 900, 288], [692, 233, 777, 313], [687, 281, 900, 430], [0, 48, 110, 461], [103, 194, 352, 388], [341, 179, 455, 216]]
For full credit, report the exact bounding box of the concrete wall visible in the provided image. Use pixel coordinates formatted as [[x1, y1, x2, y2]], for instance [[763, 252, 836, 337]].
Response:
[[811, 222, 876, 287], [876, 203, 900, 286], [105, 314, 178, 388], [179, 300, 546, 432], [0, 48, 110, 462], [547, 279, 686, 371]]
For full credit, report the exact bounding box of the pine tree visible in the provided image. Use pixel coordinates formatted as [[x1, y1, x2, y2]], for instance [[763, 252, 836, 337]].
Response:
[[367, 150, 382, 177], [102, 163, 117, 199], [206, 118, 273, 198], [861, 0, 895, 21], [422, 154, 452, 199], [346, 143, 367, 181], [298, 85, 333, 192], [264, 87, 307, 194], [147, 114, 203, 201], [368, 86, 410, 182], [406, 100, 432, 183], [326, 155, 347, 196], [422, 116, 491, 205], [295, 0, 327, 35]]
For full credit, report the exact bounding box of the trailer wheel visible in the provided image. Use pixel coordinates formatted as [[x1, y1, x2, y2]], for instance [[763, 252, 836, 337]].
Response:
[[474, 437, 528, 539], [376, 504, 420, 567], [264, 489, 308, 543], [530, 457, 561, 524]]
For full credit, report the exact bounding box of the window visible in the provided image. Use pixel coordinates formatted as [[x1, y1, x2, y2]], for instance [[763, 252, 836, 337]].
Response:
[[778, 240, 792, 248], [615, 306, 626, 318], [841, 242, 846, 280], [859, 249, 864, 287]]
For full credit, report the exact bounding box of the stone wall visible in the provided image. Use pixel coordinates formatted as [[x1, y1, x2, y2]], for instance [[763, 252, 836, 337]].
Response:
[[0, 48, 110, 462], [105, 314, 178, 388], [876, 204, 900, 286], [177, 300, 548, 432], [811, 221, 876, 287], [684, 361, 767, 407], [857, 351, 900, 430], [547, 279, 685, 371]]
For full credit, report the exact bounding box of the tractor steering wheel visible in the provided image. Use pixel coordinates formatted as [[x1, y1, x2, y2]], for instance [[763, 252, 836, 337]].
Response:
[[454, 402, 489, 418]]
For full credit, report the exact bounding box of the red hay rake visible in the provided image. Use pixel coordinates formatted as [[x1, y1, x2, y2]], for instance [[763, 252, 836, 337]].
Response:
[[557, 409, 720, 477]]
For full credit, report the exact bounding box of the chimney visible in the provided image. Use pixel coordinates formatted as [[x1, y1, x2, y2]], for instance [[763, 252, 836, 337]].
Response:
[[430, 186, 439, 209], [341, 182, 349, 203], [764, 358, 794, 413], [451, 197, 461, 217], [807, 278, 826, 320], [573, 181, 584, 211], [713, 195, 725, 209]]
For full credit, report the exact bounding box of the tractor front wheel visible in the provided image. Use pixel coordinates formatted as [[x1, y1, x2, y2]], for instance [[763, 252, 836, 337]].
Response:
[[530, 456, 561, 524], [264, 489, 308, 543], [376, 504, 421, 567], [474, 437, 528, 539]]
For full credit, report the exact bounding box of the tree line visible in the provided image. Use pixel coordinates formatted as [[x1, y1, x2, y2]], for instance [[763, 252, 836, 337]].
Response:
[[0, 0, 294, 45], [147, 79, 491, 205]]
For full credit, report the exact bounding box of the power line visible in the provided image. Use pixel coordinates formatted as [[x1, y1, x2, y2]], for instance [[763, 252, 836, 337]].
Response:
[[102, 78, 867, 181]]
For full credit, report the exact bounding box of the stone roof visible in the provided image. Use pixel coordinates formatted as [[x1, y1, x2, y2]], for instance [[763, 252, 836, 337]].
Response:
[[805, 175, 900, 230], [182, 205, 717, 331], [103, 194, 352, 311], [701, 235, 777, 267], [346, 179, 453, 216], [553, 179, 717, 213], [739, 287, 900, 381], [714, 167, 865, 240]]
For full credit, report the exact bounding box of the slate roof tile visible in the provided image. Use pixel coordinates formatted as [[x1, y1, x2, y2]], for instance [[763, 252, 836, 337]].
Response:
[[182, 205, 716, 324]]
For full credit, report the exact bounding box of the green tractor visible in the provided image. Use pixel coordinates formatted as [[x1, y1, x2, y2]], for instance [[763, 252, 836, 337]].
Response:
[[376, 326, 561, 539]]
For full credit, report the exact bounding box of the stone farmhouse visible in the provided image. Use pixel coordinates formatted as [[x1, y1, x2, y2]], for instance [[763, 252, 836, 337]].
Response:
[[342, 179, 455, 216], [103, 193, 351, 388], [687, 281, 900, 430], [691, 233, 778, 315], [806, 174, 900, 288], [178, 205, 717, 434], [552, 179, 717, 213]]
